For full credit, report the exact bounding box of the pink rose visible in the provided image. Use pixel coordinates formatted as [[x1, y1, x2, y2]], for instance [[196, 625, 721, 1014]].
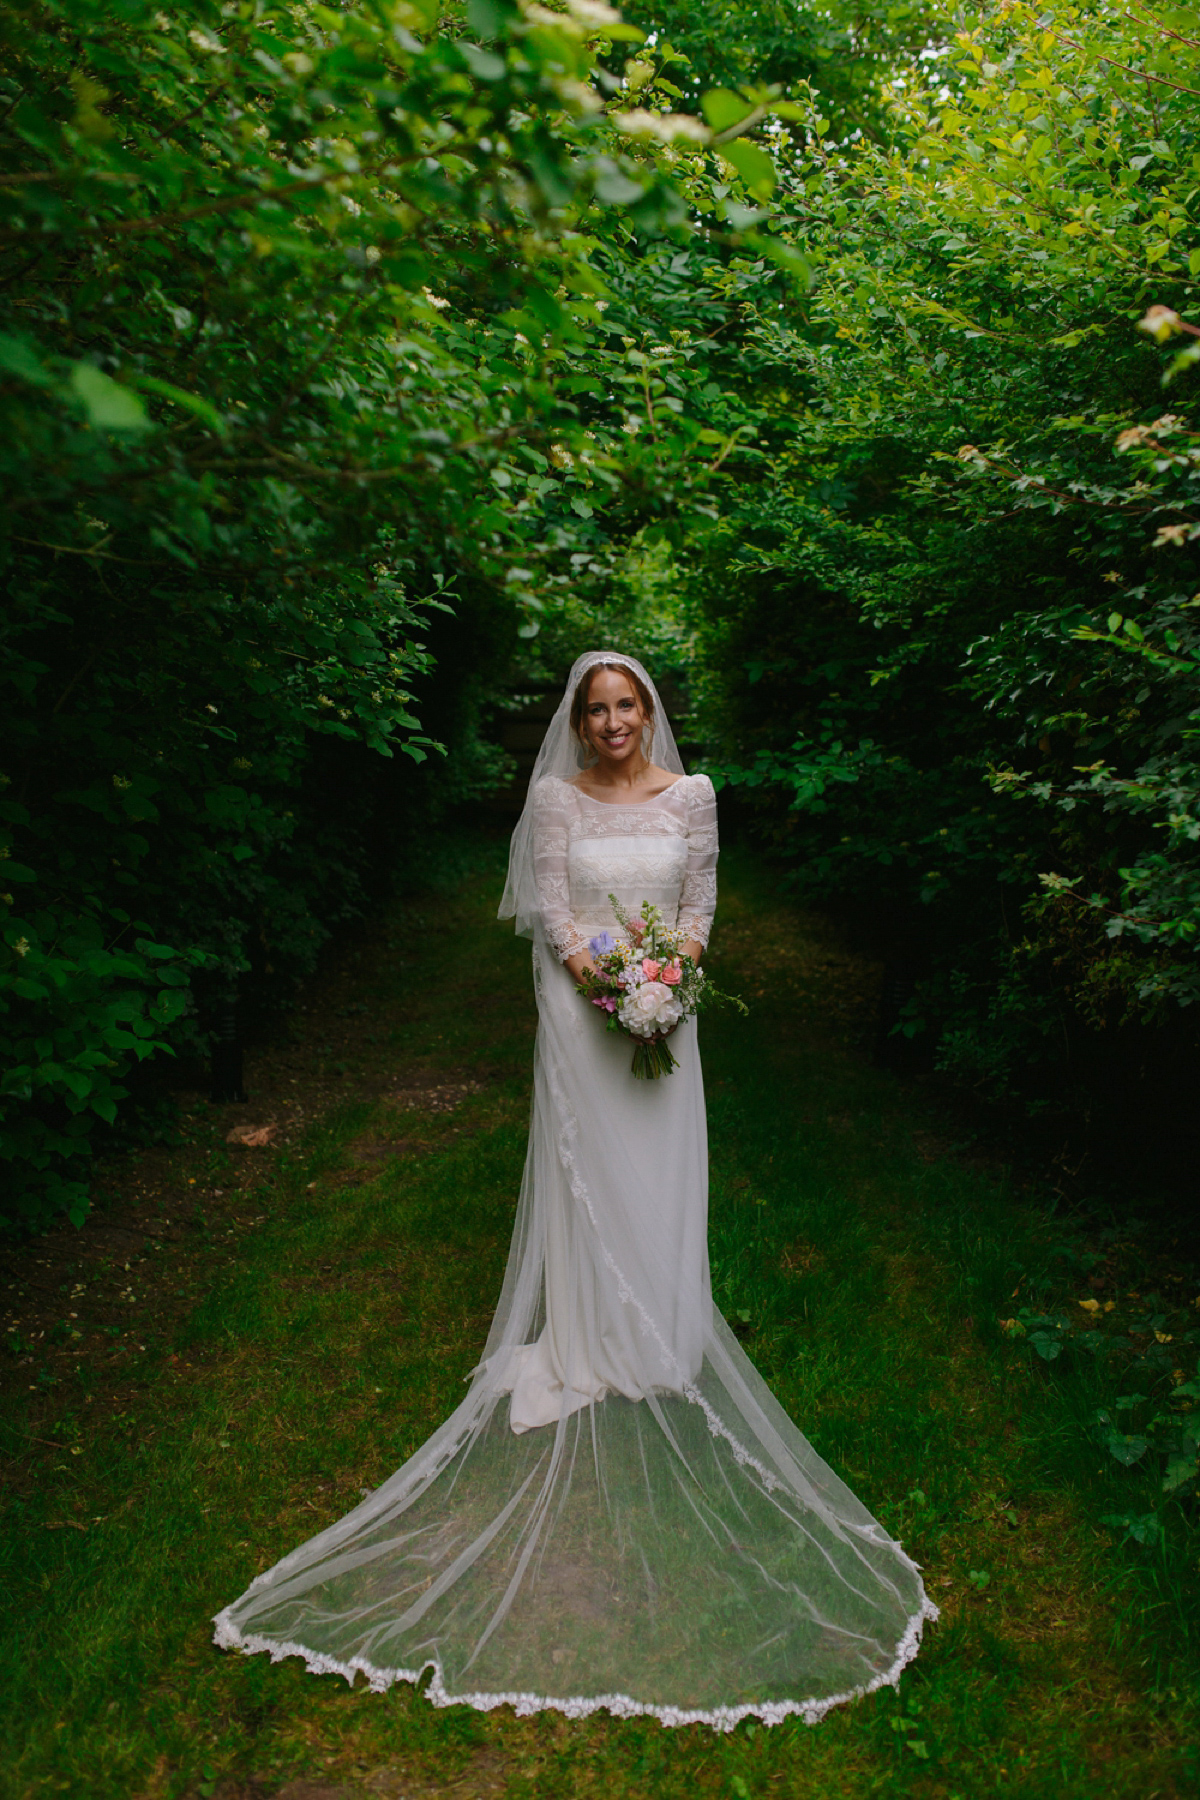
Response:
[[642, 957, 661, 981], [660, 960, 682, 986], [628, 917, 646, 943]]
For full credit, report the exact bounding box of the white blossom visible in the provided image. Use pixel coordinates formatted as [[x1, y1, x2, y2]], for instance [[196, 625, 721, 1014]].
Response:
[[611, 110, 711, 146], [619, 981, 683, 1038], [566, 0, 621, 23]]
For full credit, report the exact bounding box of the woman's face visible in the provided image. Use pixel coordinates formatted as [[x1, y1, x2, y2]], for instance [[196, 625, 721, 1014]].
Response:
[[581, 668, 647, 768]]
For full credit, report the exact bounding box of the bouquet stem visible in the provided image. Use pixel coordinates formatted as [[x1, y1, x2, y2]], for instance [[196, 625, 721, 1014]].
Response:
[[631, 1036, 679, 1080]]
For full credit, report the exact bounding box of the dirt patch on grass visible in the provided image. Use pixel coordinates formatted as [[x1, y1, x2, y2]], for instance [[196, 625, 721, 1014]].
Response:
[[383, 1081, 487, 1113], [780, 1239, 824, 1275], [360, 1748, 512, 1796]]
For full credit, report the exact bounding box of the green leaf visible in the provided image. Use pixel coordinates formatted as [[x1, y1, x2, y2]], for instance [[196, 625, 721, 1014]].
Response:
[[702, 88, 754, 133], [1163, 1453, 1199, 1493], [748, 233, 812, 286], [1102, 1511, 1162, 1545], [460, 43, 506, 81], [526, 147, 572, 208], [724, 200, 766, 231], [466, 0, 510, 32], [69, 363, 151, 434], [523, 284, 565, 330], [128, 377, 227, 435], [0, 333, 54, 388], [384, 251, 429, 290], [594, 162, 645, 206], [1105, 1430, 1149, 1467], [721, 139, 776, 199]]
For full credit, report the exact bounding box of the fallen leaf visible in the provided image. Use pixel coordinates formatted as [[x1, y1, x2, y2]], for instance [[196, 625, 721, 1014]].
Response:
[[226, 1123, 277, 1148], [1077, 1298, 1101, 1313]]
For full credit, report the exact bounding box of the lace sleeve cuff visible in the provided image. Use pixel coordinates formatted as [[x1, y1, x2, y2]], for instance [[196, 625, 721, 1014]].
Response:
[[678, 912, 713, 951], [547, 920, 591, 963]]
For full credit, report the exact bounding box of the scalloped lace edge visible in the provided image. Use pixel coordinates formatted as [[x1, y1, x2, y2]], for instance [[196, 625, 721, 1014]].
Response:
[[212, 1597, 939, 1732]]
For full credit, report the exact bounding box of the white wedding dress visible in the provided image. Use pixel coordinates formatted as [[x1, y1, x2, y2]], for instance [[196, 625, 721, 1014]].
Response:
[[214, 654, 935, 1730]]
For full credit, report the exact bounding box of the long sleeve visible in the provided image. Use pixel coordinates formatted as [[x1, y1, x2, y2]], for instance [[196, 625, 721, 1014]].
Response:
[[678, 774, 718, 948], [532, 778, 589, 962]]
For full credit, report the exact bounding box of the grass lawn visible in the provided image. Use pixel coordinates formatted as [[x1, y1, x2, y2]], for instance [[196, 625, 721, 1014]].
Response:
[[1, 843, 1196, 1799]]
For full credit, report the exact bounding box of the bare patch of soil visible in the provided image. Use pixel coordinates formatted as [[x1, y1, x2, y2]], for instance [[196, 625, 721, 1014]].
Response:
[[383, 1082, 486, 1113], [780, 1239, 824, 1275]]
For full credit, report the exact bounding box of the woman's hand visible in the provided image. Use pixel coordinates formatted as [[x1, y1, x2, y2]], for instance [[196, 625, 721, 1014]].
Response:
[[655, 943, 702, 1039], [565, 949, 598, 984]]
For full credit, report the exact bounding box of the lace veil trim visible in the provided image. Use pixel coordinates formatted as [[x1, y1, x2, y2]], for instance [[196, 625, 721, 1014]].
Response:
[[212, 1596, 939, 1731]]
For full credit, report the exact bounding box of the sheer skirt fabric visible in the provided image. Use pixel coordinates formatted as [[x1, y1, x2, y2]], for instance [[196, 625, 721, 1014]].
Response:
[[214, 775, 936, 1728]]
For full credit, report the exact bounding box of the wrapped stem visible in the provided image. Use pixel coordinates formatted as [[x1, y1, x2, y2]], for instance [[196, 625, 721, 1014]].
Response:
[[630, 1036, 679, 1080]]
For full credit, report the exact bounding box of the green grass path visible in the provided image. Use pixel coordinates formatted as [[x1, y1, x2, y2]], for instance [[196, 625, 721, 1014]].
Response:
[[1, 848, 1195, 1799]]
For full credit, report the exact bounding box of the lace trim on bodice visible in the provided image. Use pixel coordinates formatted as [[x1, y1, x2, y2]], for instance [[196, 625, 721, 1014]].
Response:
[[532, 774, 719, 962]]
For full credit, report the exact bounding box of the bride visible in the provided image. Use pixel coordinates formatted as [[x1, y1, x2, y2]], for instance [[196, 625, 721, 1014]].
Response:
[[214, 650, 936, 1729]]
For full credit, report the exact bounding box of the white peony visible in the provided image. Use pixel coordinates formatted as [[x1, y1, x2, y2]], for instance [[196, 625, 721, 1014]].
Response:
[[619, 980, 683, 1039]]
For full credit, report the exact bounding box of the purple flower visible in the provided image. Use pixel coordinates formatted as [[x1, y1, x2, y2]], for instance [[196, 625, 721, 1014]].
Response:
[[589, 931, 617, 956]]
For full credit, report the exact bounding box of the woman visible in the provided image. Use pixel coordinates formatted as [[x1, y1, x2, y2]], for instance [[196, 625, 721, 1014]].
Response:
[[214, 651, 935, 1730]]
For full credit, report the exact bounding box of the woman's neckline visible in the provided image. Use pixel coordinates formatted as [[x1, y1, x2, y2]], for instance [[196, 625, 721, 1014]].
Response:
[[570, 774, 687, 808]]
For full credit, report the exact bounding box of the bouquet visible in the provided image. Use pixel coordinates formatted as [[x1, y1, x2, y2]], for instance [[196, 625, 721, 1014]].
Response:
[[575, 895, 746, 1079]]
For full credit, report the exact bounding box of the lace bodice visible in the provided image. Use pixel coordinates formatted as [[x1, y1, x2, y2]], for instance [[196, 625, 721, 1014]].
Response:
[[532, 773, 718, 962]]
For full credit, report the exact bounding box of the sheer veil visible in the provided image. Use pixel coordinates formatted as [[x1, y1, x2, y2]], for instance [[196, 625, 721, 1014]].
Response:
[[213, 650, 937, 1730]]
